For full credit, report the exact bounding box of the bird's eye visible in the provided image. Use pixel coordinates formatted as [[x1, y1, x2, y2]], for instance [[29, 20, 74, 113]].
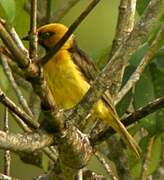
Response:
[[39, 31, 55, 40]]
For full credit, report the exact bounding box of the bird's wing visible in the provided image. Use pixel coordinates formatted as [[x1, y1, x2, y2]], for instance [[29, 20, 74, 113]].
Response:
[[69, 40, 117, 114], [69, 40, 98, 82]]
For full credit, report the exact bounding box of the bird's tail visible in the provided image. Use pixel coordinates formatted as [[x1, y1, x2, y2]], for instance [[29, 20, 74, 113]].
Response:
[[96, 101, 141, 158]]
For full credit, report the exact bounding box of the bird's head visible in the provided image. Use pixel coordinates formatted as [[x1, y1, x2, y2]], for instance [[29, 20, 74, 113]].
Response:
[[37, 23, 74, 51]]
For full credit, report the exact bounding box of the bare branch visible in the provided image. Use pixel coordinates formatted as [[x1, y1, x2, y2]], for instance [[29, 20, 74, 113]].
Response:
[[107, 0, 137, 94], [109, 0, 137, 59], [0, 130, 53, 152], [37, 0, 101, 65]]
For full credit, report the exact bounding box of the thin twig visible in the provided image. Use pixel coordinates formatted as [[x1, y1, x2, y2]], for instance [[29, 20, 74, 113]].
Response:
[[37, 0, 101, 65], [51, 0, 81, 22], [29, 0, 38, 59], [3, 107, 11, 176], [140, 136, 155, 180], [1, 54, 33, 116], [92, 96, 164, 144], [115, 25, 164, 104], [95, 151, 118, 180], [0, 87, 39, 128]]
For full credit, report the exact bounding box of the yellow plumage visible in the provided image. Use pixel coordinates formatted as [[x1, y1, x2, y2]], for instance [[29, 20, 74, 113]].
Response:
[[37, 23, 141, 158]]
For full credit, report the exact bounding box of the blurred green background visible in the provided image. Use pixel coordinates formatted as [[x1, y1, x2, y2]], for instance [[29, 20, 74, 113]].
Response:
[[0, 0, 120, 179]]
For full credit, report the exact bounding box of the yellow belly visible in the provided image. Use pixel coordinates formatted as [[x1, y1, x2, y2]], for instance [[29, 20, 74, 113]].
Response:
[[44, 50, 90, 109]]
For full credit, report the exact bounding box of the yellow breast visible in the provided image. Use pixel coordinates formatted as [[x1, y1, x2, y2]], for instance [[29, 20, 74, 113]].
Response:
[[44, 50, 90, 109]]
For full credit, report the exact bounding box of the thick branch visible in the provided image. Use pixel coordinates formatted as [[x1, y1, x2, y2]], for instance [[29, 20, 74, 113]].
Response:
[[108, 0, 137, 94], [0, 130, 53, 152], [58, 125, 92, 169], [109, 0, 137, 59]]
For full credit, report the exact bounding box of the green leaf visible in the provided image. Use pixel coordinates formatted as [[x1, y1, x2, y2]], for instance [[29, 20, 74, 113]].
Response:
[[130, 43, 149, 67], [117, 65, 135, 116], [134, 68, 156, 134], [136, 0, 150, 15], [117, 90, 133, 116], [149, 63, 164, 133], [94, 46, 111, 69], [134, 68, 154, 108], [0, 0, 16, 23], [42, 153, 49, 172], [154, 52, 164, 68], [134, 63, 164, 134]]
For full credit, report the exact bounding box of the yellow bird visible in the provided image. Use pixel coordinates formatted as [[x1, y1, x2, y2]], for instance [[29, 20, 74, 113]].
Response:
[[37, 23, 140, 158]]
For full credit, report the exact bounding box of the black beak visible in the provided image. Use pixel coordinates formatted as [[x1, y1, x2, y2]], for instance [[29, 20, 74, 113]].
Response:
[[22, 35, 29, 41]]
